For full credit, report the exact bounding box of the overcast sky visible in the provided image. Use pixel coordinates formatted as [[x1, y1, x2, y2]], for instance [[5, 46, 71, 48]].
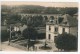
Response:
[[1, 1, 78, 7]]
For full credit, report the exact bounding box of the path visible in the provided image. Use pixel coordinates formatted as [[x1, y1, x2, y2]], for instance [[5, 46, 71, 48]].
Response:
[[1, 41, 25, 51]]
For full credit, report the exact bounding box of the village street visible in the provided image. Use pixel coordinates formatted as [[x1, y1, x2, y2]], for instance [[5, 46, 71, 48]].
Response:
[[1, 40, 58, 51], [1, 41, 25, 51], [1, 2, 78, 52]]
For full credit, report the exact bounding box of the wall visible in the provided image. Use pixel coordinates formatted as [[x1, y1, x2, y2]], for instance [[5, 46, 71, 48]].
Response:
[[46, 25, 58, 42], [20, 24, 27, 33], [46, 25, 70, 42], [70, 27, 78, 36], [58, 26, 69, 34]]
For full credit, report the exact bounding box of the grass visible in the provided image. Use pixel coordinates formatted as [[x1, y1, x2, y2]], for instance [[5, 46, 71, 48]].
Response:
[[1, 26, 9, 42]]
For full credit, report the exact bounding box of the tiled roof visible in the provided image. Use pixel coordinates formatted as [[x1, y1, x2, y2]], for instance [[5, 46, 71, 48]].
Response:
[[74, 13, 78, 16], [46, 14, 78, 27], [61, 14, 78, 27]]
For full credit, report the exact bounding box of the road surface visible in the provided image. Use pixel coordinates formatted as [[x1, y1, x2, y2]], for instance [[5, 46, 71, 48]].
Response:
[[1, 41, 25, 51]]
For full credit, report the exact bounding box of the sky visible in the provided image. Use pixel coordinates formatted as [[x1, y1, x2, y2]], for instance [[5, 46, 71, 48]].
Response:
[[1, 1, 78, 7]]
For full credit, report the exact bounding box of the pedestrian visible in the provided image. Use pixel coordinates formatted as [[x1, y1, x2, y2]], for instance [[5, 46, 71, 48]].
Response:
[[35, 46, 37, 51], [33, 45, 35, 51]]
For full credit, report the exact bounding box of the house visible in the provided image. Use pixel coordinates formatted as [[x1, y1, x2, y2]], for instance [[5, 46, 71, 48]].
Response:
[[73, 13, 78, 20], [9, 23, 27, 35], [46, 14, 78, 42], [13, 23, 27, 33], [3, 19, 7, 25]]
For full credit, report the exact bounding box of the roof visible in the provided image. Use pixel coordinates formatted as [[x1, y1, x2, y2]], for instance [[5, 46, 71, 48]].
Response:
[[74, 13, 78, 16], [46, 21, 55, 25], [46, 14, 78, 27], [61, 14, 78, 27]]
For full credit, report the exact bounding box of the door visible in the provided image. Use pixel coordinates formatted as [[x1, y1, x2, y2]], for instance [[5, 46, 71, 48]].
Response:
[[48, 34, 51, 40]]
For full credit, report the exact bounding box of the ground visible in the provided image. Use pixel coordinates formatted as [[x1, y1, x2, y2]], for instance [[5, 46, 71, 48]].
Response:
[[1, 41, 25, 51], [1, 39, 58, 51]]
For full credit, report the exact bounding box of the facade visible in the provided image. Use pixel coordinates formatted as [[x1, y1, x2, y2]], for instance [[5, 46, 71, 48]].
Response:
[[46, 14, 78, 42], [13, 24, 27, 33], [73, 13, 78, 20]]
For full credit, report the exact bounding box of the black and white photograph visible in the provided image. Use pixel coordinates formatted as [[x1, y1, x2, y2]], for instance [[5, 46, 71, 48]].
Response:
[[1, 1, 78, 52]]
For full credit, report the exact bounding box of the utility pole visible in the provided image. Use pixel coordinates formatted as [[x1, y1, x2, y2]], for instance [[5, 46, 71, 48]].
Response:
[[8, 25, 11, 45]]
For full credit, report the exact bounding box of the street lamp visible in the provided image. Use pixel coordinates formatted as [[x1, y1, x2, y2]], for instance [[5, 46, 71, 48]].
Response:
[[8, 24, 14, 45]]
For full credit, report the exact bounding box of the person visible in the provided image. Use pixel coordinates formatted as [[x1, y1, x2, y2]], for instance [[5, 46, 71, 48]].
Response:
[[35, 45, 37, 51], [27, 39, 30, 51], [33, 44, 35, 51]]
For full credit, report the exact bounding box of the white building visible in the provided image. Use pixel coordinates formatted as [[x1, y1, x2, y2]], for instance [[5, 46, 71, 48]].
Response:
[[46, 14, 78, 42]]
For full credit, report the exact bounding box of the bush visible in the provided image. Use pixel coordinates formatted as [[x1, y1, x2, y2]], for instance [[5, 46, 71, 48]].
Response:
[[1, 30, 9, 42], [55, 33, 77, 51], [37, 33, 45, 39]]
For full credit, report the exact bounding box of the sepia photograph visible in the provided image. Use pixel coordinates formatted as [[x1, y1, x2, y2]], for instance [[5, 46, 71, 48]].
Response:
[[1, 1, 78, 52]]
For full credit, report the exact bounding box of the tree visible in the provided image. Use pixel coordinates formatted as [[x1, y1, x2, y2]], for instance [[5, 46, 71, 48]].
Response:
[[21, 15, 45, 27], [22, 27, 37, 40], [59, 7, 78, 16], [22, 27, 38, 50], [7, 14, 21, 25], [55, 33, 77, 51]]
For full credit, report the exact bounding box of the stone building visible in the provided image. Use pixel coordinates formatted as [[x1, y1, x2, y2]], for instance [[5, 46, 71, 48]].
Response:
[[46, 14, 78, 42], [73, 13, 78, 20]]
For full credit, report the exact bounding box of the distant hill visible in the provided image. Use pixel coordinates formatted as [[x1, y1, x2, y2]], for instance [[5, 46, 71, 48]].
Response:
[[1, 5, 78, 15], [1, 5, 45, 14]]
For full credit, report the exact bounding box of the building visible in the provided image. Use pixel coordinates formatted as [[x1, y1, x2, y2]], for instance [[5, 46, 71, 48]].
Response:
[[46, 14, 78, 42], [73, 13, 78, 20]]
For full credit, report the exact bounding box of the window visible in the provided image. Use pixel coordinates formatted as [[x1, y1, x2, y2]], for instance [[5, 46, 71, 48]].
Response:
[[50, 16, 54, 20], [48, 34, 51, 40], [49, 16, 54, 23], [50, 20, 54, 23], [63, 22, 67, 24], [56, 20, 57, 24], [49, 26, 51, 31], [54, 27, 58, 32], [58, 17, 64, 24], [54, 36, 57, 43], [63, 28, 65, 33]]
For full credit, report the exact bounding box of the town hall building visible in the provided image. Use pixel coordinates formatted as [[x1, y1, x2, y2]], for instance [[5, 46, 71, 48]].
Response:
[[46, 14, 78, 42]]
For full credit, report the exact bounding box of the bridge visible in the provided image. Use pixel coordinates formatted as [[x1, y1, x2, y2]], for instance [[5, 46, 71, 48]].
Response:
[[18, 13, 62, 20]]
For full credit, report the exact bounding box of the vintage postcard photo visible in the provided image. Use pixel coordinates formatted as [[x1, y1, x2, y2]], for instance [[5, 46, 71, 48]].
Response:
[[1, 1, 78, 52]]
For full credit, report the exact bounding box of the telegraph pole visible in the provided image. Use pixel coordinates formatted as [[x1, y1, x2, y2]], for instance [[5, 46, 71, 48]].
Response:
[[8, 25, 11, 45]]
